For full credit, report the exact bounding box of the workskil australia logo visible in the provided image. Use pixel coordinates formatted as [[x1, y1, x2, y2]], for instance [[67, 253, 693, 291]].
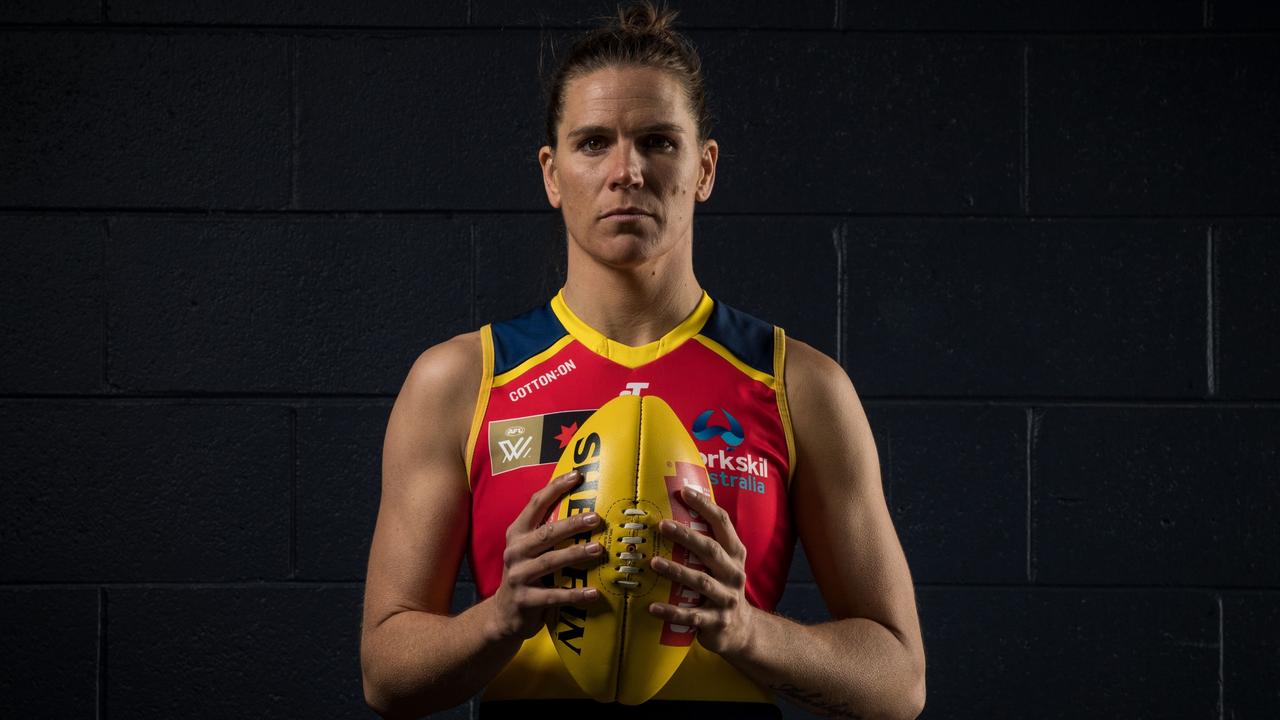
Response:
[[691, 408, 744, 449], [690, 408, 768, 494]]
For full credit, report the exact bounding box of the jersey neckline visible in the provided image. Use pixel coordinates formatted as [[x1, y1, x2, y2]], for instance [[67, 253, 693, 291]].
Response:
[[550, 286, 714, 369]]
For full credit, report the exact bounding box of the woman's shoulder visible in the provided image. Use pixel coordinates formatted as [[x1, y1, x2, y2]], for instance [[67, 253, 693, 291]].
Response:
[[400, 330, 485, 462], [782, 334, 859, 419], [406, 330, 483, 389]]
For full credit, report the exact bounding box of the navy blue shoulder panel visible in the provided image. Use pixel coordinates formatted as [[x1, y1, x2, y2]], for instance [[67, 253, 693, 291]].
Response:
[[700, 298, 776, 377], [489, 302, 568, 377]]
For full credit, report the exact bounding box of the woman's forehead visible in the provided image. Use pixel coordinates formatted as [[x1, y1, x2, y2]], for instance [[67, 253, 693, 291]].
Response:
[[563, 66, 687, 118]]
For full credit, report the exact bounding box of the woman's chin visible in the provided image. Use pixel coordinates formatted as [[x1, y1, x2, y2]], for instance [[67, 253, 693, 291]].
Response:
[[577, 234, 670, 268]]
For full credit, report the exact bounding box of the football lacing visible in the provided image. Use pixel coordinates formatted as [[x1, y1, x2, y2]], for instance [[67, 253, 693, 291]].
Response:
[[613, 507, 649, 589]]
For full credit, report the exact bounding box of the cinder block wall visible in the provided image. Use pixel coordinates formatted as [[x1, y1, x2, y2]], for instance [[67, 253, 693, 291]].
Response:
[[2, 2, 1277, 718]]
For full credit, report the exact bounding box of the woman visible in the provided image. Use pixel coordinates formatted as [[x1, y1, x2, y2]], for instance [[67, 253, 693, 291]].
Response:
[[360, 3, 926, 718]]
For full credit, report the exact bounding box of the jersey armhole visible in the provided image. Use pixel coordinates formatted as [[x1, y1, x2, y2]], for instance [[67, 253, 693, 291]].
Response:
[[773, 325, 797, 493], [463, 324, 494, 492]]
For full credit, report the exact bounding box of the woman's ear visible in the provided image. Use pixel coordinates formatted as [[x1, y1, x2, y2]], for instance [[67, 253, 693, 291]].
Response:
[[539, 145, 561, 209], [696, 139, 718, 202]]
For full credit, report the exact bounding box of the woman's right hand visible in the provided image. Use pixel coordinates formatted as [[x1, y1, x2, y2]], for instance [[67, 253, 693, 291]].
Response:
[[487, 469, 606, 642]]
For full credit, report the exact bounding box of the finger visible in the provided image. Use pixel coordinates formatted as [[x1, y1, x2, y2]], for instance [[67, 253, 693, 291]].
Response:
[[511, 538, 605, 585], [532, 585, 603, 607], [679, 485, 748, 563], [511, 469, 582, 536], [511, 508, 601, 559], [647, 601, 707, 630], [649, 555, 732, 607], [658, 517, 735, 582]]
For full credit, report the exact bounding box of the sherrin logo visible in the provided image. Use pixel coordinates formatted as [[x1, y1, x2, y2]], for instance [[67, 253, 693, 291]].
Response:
[[551, 431, 602, 655]]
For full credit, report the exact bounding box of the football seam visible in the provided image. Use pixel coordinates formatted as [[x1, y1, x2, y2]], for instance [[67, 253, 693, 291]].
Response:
[[614, 395, 644, 699]]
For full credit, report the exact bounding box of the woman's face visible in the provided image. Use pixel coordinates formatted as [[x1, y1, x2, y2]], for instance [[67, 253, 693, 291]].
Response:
[[539, 64, 717, 270]]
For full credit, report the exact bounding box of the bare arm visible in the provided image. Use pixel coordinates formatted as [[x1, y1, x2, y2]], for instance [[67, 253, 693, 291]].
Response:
[[360, 333, 502, 717], [361, 333, 603, 719], [646, 336, 926, 720]]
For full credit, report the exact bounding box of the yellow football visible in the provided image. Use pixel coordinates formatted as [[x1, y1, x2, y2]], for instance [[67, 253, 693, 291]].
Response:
[[543, 393, 716, 705]]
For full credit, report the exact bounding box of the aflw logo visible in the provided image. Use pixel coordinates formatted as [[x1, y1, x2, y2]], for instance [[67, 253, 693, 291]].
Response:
[[487, 409, 597, 475], [496, 434, 534, 463]]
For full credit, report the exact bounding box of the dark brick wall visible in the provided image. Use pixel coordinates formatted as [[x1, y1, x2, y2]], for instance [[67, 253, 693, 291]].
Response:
[[2, 2, 1276, 718]]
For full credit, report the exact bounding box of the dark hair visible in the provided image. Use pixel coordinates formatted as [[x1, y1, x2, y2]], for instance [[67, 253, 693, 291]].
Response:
[[541, 0, 713, 150]]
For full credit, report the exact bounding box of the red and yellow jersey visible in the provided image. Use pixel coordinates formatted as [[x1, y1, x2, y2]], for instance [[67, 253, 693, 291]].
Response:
[[464, 287, 797, 710]]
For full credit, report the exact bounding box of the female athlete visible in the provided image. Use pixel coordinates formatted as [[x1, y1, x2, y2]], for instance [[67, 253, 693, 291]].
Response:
[[361, 3, 926, 718]]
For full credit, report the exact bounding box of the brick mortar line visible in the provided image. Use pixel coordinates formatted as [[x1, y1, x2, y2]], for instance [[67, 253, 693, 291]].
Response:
[[11, 209, 1280, 220], [4, 581, 1274, 591], [1217, 592, 1224, 720], [1, 25, 1275, 36], [833, 223, 846, 367], [5, 396, 1280, 406], [470, 223, 477, 330], [290, 406, 298, 579], [1021, 41, 1030, 215], [1207, 226, 1217, 396], [97, 587, 106, 720], [1027, 407, 1043, 583], [289, 36, 298, 211], [101, 218, 110, 392]]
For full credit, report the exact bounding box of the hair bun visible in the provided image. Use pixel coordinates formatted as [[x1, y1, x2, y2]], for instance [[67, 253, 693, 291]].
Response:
[[615, 0, 679, 36], [543, 0, 713, 150]]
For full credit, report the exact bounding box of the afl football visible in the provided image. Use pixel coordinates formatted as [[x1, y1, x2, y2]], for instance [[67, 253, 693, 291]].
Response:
[[542, 393, 716, 704]]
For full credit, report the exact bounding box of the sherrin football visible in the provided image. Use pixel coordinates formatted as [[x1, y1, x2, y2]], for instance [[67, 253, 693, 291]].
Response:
[[543, 393, 716, 705]]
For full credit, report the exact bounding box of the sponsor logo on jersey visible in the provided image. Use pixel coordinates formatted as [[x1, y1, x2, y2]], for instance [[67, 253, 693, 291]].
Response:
[[507, 358, 578, 402], [619, 381, 649, 396], [691, 408, 768, 494], [691, 408, 744, 449], [487, 408, 597, 475], [702, 449, 770, 494]]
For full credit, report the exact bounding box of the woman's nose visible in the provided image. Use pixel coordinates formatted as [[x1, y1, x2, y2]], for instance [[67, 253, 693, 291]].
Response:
[[608, 141, 643, 189]]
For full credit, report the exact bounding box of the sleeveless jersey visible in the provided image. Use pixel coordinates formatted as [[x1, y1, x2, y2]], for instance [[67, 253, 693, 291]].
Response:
[[464, 287, 797, 708]]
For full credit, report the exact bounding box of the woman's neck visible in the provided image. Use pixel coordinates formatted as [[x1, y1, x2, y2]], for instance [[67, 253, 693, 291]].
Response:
[[560, 242, 703, 348]]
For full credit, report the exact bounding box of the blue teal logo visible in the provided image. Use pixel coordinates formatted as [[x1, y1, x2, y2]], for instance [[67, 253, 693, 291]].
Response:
[[691, 408, 744, 451]]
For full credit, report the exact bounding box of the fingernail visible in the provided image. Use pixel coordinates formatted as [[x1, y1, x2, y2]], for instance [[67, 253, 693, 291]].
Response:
[[565, 470, 580, 480], [652, 556, 668, 570], [660, 520, 676, 532], [585, 542, 602, 554], [585, 588, 599, 599], [582, 513, 599, 525]]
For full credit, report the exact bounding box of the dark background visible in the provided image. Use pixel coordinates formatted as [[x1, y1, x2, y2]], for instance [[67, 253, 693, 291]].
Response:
[[2, 1, 1278, 718]]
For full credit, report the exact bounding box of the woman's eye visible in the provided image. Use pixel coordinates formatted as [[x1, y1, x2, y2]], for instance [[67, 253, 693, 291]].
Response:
[[580, 136, 675, 152]]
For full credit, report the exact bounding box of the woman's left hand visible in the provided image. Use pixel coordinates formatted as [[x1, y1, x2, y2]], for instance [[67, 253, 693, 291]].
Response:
[[646, 485, 756, 658]]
